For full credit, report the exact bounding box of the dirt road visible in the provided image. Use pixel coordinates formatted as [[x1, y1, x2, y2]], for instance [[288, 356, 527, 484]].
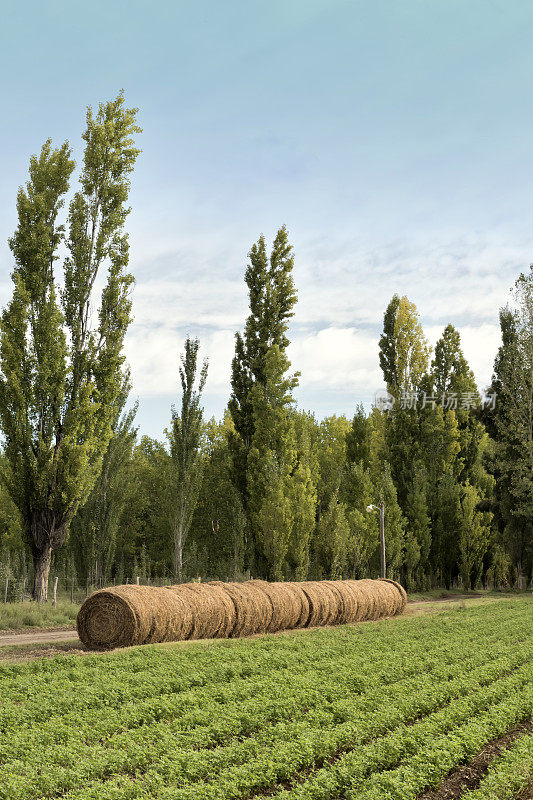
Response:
[[0, 627, 78, 647]]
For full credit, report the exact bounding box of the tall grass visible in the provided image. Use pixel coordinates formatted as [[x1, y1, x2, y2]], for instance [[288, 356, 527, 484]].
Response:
[[0, 598, 80, 630]]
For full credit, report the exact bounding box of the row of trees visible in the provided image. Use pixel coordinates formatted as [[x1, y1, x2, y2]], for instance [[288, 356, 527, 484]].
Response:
[[0, 96, 531, 598]]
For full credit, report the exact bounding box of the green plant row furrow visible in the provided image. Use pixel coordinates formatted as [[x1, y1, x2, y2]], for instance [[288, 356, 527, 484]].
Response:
[[1, 620, 522, 738], [461, 730, 533, 800], [265, 676, 533, 800], [347, 692, 532, 799], [4, 646, 529, 799], [2, 628, 527, 766], [1, 609, 527, 735], [0, 601, 526, 705], [30, 661, 532, 800]]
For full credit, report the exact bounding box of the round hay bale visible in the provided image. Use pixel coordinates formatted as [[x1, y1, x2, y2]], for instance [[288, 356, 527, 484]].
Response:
[[279, 582, 310, 630], [372, 579, 390, 618], [242, 581, 274, 634], [177, 583, 233, 639], [77, 585, 194, 650], [379, 578, 407, 615], [322, 581, 348, 624], [288, 583, 311, 627], [249, 580, 288, 632], [208, 581, 272, 637], [345, 579, 372, 621], [327, 580, 358, 623], [299, 581, 338, 627]]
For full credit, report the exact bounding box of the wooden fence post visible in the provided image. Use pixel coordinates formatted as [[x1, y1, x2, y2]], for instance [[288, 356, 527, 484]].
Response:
[[136, 576, 140, 585]]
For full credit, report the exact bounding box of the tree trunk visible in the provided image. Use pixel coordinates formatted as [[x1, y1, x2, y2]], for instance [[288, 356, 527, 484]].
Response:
[[174, 522, 183, 584], [517, 558, 523, 591], [33, 544, 52, 602]]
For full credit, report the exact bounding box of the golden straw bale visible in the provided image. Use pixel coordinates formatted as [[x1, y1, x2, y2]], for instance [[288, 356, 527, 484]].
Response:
[[373, 579, 391, 617], [343, 579, 368, 620], [77, 577, 408, 650], [322, 581, 347, 624], [274, 582, 308, 629], [379, 579, 408, 615], [177, 584, 232, 639], [249, 580, 288, 632], [77, 585, 194, 650], [208, 581, 272, 637], [242, 581, 274, 634], [328, 580, 358, 623], [299, 581, 338, 627], [281, 585, 304, 628]]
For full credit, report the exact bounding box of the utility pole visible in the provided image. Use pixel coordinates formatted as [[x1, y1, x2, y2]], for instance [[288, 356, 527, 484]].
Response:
[[379, 499, 386, 579], [366, 499, 386, 579]]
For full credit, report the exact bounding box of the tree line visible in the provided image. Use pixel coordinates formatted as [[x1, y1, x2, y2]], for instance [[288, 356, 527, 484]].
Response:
[[0, 95, 531, 600]]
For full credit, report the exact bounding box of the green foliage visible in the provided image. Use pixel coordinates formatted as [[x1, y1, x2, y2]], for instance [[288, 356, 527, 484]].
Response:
[[379, 294, 430, 395], [116, 436, 173, 580], [378, 465, 405, 578], [0, 599, 530, 798], [229, 225, 298, 460], [314, 491, 350, 578], [192, 415, 246, 580], [432, 323, 477, 398], [346, 404, 371, 466], [168, 337, 208, 582], [487, 266, 533, 588], [70, 379, 137, 587], [0, 94, 140, 600], [458, 482, 493, 590], [0, 599, 79, 631]]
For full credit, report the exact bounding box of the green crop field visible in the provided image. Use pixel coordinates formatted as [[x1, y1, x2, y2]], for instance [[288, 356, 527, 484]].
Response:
[[0, 598, 531, 800]]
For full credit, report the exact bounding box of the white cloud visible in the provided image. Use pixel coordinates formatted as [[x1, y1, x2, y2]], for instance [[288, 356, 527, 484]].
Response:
[[124, 231, 521, 425]]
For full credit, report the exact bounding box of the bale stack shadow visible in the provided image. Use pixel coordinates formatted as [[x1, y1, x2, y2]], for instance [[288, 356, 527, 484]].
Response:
[[77, 577, 407, 650]]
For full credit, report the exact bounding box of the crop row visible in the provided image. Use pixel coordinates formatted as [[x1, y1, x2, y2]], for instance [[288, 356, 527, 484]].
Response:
[[461, 730, 533, 800], [58, 666, 532, 800], [0, 601, 527, 733], [1, 623, 528, 764], [3, 658, 531, 800]]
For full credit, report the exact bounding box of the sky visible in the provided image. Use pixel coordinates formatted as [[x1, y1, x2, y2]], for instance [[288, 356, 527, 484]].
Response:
[[1, 0, 532, 439]]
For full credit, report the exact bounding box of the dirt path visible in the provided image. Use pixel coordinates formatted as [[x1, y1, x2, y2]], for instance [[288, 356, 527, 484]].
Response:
[[0, 627, 78, 647]]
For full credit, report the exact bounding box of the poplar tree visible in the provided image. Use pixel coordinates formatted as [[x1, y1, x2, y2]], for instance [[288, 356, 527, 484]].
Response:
[[458, 482, 492, 590], [0, 94, 140, 600], [229, 226, 298, 481], [229, 227, 299, 573], [432, 324, 477, 398], [488, 267, 533, 588], [70, 382, 138, 587], [379, 295, 430, 395], [168, 337, 208, 583]]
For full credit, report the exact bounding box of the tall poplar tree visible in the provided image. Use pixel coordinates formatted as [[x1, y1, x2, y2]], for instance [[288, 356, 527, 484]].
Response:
[[379, 294, 430, 395], [168, 337, 208, 583], [229, 227, 299, 573], [0, 94, 140, 600], [488, 267, 533, 588]]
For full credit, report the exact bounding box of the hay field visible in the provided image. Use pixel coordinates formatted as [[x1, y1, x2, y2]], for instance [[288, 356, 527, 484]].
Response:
[[0, 597, 531, 799]]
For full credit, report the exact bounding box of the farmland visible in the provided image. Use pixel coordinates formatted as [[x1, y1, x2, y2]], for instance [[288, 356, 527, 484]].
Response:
[[0, 597, 531, 799]]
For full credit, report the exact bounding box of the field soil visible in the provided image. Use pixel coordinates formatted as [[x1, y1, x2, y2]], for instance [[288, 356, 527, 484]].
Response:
[[418, 720, 533, 799]]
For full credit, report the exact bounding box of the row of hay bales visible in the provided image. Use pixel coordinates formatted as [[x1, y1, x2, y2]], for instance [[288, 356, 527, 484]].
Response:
[[77, 578, 407, 650]]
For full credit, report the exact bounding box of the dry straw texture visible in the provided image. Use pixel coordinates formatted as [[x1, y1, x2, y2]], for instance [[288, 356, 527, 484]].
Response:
[[77, 577, 407, 650]]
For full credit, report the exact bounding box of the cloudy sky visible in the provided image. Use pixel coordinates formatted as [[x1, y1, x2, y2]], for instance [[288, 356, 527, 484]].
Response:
[[1, 0, 532, 438]]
